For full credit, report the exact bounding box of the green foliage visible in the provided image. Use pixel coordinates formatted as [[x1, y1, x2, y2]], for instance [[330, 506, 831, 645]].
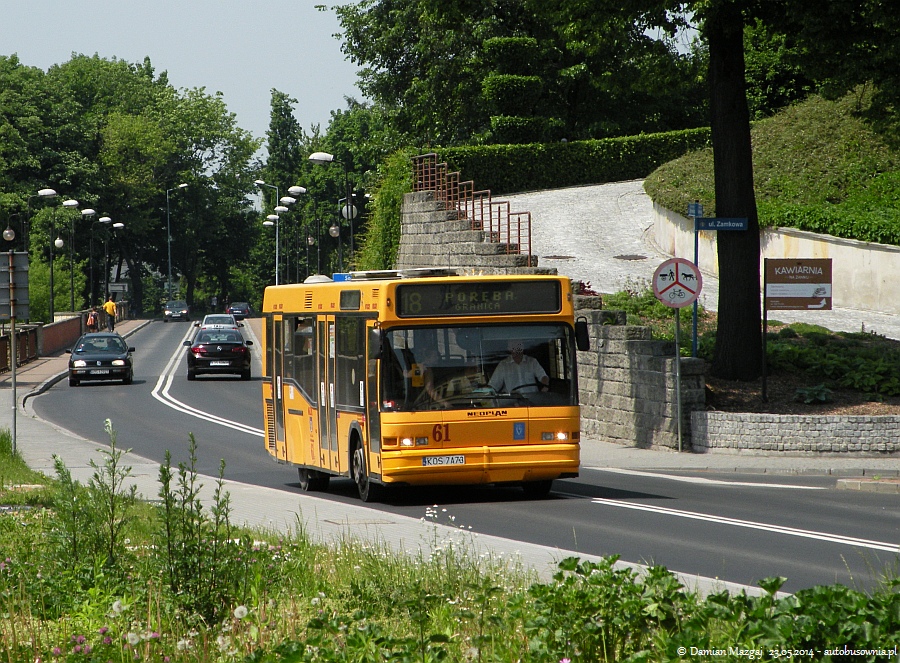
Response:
[[794, 384, 833, 404], [333, 0, 708, 146], [156, 435, 249, 624], [354, 147, 417, 270], [766, 328, 900, 399], [442, 127, 711, 195], [482, 37, 541, 75], [3, 427, 900, 661], [743, 18, 815, 120], [482, 75, 544, 116]]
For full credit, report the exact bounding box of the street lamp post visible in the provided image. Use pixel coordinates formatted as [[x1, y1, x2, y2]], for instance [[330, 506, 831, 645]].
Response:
[[62, 199, 79, 312], [281, 186, 307, 283], [329, 220, 343, 272], [98, 216, 124, 299], [255, 180, 280, 284], [33, 188, 58, 321], [308, 152, 355, 258], [82, 208, 97, 306], [166, 183, 188, 299]]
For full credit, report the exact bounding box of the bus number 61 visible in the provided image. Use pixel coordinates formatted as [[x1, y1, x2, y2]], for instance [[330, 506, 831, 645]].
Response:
[[432, 424, 451, 442]]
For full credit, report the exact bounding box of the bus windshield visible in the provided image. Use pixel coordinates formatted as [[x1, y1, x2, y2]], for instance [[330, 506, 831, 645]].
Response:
[[381, 323, 577, 411]]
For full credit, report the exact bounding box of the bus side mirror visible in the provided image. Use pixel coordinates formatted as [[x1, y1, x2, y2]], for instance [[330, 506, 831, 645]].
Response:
[[575, 317, 590, 351], [368, 328, 383, 360]]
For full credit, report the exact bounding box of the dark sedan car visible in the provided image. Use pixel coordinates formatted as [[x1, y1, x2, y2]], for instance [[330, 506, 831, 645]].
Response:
[[225, 302, 252, 320], [184, 329, 253, 380], [164, 300, 190, 322], [67, 333, 135, 386]]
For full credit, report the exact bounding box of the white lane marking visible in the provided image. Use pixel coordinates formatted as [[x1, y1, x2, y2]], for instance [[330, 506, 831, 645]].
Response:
[[589, 467, 826, 490], [151, 324, 264, 437], [592, 498, 900, 552]]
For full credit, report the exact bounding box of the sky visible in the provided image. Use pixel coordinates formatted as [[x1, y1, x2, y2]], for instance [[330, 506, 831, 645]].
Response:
[[0, 0, 362, 149]]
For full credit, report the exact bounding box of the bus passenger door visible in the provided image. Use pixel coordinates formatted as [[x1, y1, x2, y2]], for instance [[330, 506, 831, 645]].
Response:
[[272, 315, 286, 461], [317, 316, 340, 473]]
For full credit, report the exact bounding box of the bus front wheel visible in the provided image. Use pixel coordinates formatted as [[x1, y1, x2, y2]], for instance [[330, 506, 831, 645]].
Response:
[[351, 444, 382, 503], [298, 467, 330, 492]]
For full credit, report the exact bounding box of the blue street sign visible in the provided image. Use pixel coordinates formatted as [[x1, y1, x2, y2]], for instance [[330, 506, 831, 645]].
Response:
[[695, 217, 748, 231], [687, 202, 703, 218]]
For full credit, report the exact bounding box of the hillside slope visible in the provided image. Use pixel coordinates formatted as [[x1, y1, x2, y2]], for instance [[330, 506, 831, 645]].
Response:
[[644, 90, 900, 244]]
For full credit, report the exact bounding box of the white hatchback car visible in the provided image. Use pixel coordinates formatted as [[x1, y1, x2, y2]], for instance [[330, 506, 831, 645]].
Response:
[[194, 314, 243, 331]]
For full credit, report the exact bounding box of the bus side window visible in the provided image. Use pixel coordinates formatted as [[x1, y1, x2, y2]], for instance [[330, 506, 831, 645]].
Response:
[[292, 317, 316, 402]]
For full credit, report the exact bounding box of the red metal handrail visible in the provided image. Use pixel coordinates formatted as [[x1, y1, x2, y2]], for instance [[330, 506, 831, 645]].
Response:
[[411, 153, 532, 259]]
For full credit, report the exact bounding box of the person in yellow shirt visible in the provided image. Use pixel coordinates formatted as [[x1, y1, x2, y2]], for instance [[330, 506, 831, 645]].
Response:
[[102, 296, 117, 331]]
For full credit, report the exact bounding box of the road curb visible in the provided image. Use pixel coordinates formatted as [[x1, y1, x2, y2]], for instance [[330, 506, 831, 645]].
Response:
[[836, 477, 900, 493]]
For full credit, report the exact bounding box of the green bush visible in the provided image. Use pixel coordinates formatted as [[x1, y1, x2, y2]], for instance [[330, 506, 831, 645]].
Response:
[[482, 37, 540, 74], [354, 147, 417, 270], [482, 74, 543, 116]]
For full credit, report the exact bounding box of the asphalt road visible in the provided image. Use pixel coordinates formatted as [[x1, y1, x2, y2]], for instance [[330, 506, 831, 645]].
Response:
[[32, 320, 900, 593]]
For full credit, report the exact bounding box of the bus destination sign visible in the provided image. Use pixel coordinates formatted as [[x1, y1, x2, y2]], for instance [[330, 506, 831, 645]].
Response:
[[396, 281, 561, 317]]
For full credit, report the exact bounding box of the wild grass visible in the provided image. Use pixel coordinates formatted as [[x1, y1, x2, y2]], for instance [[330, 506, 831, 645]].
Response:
[[0, 423, 897, 661]]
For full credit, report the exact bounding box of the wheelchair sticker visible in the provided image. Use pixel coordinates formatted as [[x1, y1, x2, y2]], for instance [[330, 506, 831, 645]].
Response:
[[513, 422, 526, 440]]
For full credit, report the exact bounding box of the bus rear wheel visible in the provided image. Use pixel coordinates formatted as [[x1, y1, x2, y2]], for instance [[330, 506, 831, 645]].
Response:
[[298, 467, 330, 492], [351, 444, 382, 503]]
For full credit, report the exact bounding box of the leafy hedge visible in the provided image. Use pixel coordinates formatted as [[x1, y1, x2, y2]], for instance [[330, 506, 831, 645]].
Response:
[[356, 129, 710, 269], [441, 127, 711, 195], [354, 148, 416, 271]]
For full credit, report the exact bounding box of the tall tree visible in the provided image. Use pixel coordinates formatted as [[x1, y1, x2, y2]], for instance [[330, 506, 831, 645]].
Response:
[[532, 0, 897, 379], [333, 0, 707, 146]]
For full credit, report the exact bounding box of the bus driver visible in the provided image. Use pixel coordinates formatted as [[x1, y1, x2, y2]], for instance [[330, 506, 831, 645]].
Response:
[[488, 340, 549, 394]]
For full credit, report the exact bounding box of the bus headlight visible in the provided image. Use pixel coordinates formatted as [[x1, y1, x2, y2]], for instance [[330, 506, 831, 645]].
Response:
[[400, 437, 414, 447], [541, 431, 569, 441]]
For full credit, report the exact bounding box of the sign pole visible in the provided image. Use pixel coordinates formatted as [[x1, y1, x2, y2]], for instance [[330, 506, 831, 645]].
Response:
[[7, 250, 16, 453], [688, 201, 702, 358], [762, 258, 769, 402], [653, 257, 702, 453], [675, 308, 682, 452]]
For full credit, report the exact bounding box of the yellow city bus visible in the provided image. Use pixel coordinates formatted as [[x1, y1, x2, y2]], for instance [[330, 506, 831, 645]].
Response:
[[261, 268, 589, 502]]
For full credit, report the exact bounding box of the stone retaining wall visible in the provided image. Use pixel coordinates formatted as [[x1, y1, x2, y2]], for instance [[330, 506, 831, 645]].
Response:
[[576, 304, 706, 451], [691, 412, 900, 454]]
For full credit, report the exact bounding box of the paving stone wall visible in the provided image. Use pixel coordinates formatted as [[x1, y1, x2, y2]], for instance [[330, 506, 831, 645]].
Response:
[[691, 412, 900, 454]]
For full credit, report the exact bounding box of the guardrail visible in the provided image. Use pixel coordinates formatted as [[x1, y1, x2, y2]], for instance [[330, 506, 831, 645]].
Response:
[[0, 300, 130, 373], [0, 325, 40, 373]]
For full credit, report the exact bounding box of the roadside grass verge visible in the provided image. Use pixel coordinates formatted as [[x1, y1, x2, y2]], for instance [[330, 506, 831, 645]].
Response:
[[1, 421, 898, 661]]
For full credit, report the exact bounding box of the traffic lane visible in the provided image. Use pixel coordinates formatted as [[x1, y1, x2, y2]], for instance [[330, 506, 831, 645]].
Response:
[[574, 468, 900, 550], [34, 321, 267, 478], [278, 469, 898, 592], [33, 320, 190, 441]]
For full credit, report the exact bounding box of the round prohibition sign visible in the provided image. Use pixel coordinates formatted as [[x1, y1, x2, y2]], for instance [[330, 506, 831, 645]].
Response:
[[652, 257, 702, 309]]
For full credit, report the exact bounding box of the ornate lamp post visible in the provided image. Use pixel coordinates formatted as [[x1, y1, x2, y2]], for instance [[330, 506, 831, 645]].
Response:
[[308, 152, 356, 258]]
